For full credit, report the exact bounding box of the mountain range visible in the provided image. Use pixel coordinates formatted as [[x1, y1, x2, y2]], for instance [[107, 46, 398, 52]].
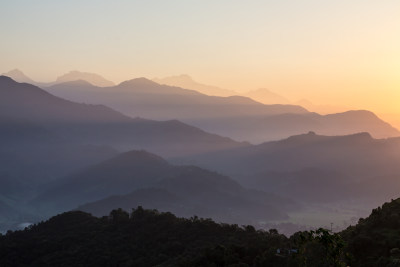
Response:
[[55, 71, 115, 87], [0, 75, 248, 229], [0, 76, 245, 156], [153, 74, 237, 97], [153, 75, 290, 105], [152, 74, 354, 114], [3, 70, 399, 143], [2, 70, 400, 235], [2, 69, 115, 87], [176, 131, 400, 208], [47, 77, 306, 117], [34, 150, 295, 223], [45, 76, 399, 143]]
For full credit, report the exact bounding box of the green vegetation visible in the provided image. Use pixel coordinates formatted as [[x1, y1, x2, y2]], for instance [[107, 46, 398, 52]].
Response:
[[0, 207, 345, 266], [292, 228, 348, 267], [342, 198, 400, 267], [0, 207, 292, 266], [2, 198, 400, 266]]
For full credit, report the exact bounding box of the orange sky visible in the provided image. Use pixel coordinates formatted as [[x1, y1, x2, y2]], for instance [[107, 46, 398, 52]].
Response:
[[1, 0, 399, 127]]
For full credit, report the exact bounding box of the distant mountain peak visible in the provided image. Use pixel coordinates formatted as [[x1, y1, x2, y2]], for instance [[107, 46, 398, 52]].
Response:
[[118, 77, 159, 87], [2, 69, 37, 84], [56, 71, 115, 87], [5, 69, 24, 75], [153, 75, 237, 97]]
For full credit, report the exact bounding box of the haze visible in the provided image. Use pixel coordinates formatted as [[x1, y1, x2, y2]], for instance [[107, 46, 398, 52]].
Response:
[[1, 0, 399, 125], [3, 2, 400, 264]]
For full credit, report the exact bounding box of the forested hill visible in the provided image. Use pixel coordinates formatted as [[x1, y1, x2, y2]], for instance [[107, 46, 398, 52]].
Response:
[[342, 198, 400, 267], [3, 199, 400, 266], [0, 207, 291, 266]]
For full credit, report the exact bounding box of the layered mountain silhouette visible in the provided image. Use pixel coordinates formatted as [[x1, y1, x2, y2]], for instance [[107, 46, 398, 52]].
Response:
[[5, 70, 399, 143], [55, 71, 115, 87], [0, 76, 246, 157], [46, 77, 399, 143], [0, 75, 248, 227], [153, 75, 290, 104], [177, 131, 400, 207], [35, 150, 295, 223], [5, 70, 397, 143], [0, 76, 120, 186], [153, 74, 237, 96], [2, 69, 38, 85], [2, 70, 400, 236], [2, 69, 115, 87], [48, 77, 306, 120]]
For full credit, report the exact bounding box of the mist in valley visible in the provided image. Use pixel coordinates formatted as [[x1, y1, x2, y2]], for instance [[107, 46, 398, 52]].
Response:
[[1, 1, 400, 265]]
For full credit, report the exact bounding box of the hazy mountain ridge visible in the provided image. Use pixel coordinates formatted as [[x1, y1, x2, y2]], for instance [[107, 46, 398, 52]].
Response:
[[2, 69, 38, 85], [4, 70, 399, 140], [5, 70, 398, 142], [35, 150, 294, 223], [46, 76, 399, 143], [0, 76, 128, 123], [0, 76, 246, 156], [48, 77, 307, 120], [1, 73, 400, 235], [1, 69, 115, 88], [0, 76, 248, 229], [153, 74, 237, 96], [153, 75, 290, 105], [175, 131, 400, 210], [55, 71, 115, 87]]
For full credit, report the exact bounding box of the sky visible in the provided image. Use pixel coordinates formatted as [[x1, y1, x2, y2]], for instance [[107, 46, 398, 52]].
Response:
[[0, 0, 399, 124]]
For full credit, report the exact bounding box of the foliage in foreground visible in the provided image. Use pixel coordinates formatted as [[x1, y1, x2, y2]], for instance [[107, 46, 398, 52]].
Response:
[[342, 198, 400, 267], [0, 206, 350, 267], [5, 198, 400, 266]]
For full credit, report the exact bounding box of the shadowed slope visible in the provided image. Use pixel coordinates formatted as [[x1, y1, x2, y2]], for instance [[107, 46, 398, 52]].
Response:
[[177, 132, 400, 206], [35, 150, 294, 222], [47, 77, 399, 142], [0, 76, 247, 157]]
